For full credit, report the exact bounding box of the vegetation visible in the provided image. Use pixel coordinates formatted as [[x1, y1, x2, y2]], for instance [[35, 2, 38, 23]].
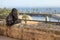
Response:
[[22, 13, 29, 24], [0, 8, 11, 19], [54, 10, 56, 14]]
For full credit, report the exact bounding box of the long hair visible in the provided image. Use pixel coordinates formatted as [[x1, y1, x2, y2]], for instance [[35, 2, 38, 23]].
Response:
[[6, 8, 18, 26], [11, 8, 18, 19]]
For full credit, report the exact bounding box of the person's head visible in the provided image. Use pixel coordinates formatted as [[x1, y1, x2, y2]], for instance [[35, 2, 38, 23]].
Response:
[[11, 8, 18, 16]]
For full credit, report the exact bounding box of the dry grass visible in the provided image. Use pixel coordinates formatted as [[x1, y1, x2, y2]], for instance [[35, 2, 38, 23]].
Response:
[[0, 20, 60, 40]]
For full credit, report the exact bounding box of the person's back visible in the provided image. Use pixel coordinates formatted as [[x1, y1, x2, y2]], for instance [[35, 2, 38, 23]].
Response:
[[6, 13, 14, 26], [6, 8, 19, 26]]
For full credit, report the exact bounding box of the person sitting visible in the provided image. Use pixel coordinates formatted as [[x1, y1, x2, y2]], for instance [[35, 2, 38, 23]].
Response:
[[6, 8, 20, 26]]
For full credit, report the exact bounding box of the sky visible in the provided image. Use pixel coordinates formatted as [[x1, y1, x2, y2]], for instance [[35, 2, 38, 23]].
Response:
[[0, 0, 60, 8]]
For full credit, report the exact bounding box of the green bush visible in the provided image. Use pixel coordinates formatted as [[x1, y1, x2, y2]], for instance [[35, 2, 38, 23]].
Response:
[[22, 13, 29, 24], [0, 8, 10, 19]]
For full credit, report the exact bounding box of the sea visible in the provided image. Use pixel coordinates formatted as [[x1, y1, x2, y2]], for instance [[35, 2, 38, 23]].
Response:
[[17, 7, 60, 22]]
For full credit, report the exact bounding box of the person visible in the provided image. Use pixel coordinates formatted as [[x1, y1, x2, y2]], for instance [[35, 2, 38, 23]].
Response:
[[6, 8, 20, 26]]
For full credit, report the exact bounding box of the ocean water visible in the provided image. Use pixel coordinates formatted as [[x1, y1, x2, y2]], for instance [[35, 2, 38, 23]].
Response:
[[17, 7, 60, 22], [31, 16, 60, 22]]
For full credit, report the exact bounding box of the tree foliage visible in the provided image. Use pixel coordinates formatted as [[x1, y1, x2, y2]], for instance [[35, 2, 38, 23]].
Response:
[[0, 8, 11, 19], [22, 13, 29, 24]]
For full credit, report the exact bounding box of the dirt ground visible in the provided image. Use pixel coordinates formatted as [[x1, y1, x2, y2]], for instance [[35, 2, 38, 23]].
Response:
[[0, 36, 18, 40]]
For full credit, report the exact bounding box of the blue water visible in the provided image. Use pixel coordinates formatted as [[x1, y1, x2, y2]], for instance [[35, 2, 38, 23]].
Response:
[[31, 16, 59, 22], [17, 7, 60, 22]]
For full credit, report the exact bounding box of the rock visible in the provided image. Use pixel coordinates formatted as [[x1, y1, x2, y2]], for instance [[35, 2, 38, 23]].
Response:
[[7, 23, 20, 39], [0, 25, 7, 36], [0, 21, 4, 26]]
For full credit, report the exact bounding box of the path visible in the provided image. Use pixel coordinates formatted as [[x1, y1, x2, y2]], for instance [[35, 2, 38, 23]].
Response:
[[0, 36, 18, 40]]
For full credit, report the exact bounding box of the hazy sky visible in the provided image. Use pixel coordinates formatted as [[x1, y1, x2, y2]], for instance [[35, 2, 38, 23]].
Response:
[[0, 0, 60, 8]]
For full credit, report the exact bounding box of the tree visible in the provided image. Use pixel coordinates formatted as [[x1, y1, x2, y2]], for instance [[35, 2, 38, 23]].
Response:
[[22, 13, 29, 24], [33, 8, 35, 13], [54, 10, 56, 14], [46, 8, 48, 12], [0, 8, 11, 19], [36, 8, 39, 13], [49, 8, 52, 14]]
